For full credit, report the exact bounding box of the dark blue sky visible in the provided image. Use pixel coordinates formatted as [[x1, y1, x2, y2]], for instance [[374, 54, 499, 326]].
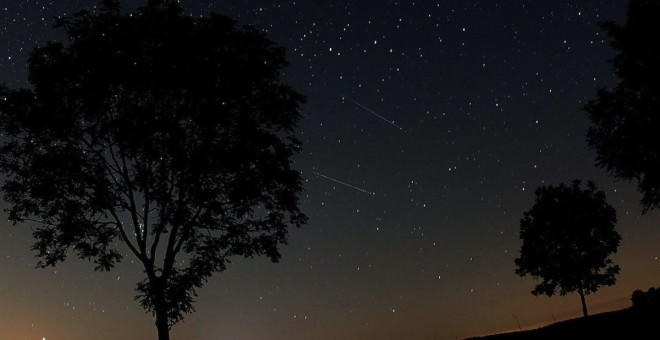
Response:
[[2, 1, 660, 339]]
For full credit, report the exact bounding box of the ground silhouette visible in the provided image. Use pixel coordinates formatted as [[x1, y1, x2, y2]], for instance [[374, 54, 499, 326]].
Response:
[[466, 287, 660, 340]]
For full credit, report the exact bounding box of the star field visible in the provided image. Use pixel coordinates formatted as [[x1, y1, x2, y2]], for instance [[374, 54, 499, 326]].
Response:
[[2, 1, 660, 339]]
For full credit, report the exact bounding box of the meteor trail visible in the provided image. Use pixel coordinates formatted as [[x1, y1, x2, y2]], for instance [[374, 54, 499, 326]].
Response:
[[344, 96, 404, 131], [312, 171, 376, 196]]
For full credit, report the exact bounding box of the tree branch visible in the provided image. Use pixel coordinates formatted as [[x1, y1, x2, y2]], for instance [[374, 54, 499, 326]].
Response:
[[107, 206, 143, 262], [142, 162, 151, 253], [119, 153, 146, 254], [149, 169, 176, 265], [162, 182, 187, 279], [173, 206, 204, 255]]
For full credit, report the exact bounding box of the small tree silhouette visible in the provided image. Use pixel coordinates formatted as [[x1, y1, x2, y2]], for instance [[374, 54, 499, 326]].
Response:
[[0, 1, 306, 339], [584, 0, 660, 212], [515, 180, 621, 317]]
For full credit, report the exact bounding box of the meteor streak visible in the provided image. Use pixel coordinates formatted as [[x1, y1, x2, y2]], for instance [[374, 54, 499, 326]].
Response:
[[345, 96, 404, 131], [312, 171, 375, 196]]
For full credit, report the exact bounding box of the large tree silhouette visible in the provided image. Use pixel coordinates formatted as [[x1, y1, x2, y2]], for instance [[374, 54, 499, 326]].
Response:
[[515, 180, 620, 317], [584, 0, 660, 212], [0, 1, 306, 339]]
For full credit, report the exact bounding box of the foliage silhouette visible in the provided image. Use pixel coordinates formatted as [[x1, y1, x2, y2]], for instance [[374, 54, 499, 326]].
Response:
[[631, 287, 660, 310], [584, 0, 660, 212], [515, 180, 621, 317], [0, 1, 307, 339]]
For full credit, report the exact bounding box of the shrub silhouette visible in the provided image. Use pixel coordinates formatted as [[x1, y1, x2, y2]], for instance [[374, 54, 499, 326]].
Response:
[[631, 287, 660, 310]]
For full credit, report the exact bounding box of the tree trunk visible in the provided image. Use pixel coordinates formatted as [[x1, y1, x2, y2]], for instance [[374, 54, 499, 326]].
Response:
[[155, 305, 170, 340], [578, 287, 588, 317], [153, 278, 170, 340]]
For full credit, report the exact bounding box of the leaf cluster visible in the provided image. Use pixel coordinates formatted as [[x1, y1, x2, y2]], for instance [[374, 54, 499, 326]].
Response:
[[584, 0, 660, 212]]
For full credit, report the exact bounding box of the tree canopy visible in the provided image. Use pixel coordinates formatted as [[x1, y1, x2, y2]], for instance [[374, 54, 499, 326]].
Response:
[[584, 0, 660, 212], [0, 1, 306, 339], [515, 180, 621, 317]]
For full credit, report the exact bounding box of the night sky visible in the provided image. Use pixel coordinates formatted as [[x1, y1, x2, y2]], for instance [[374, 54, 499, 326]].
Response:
[[2, 1, 660, 339]]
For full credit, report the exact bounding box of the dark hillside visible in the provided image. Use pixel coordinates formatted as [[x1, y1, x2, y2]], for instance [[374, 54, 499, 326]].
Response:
[[468, 288, 660, 340]]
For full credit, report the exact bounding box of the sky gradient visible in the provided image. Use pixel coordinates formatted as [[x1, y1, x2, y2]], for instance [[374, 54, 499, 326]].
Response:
[[2, 1, 660, 339]]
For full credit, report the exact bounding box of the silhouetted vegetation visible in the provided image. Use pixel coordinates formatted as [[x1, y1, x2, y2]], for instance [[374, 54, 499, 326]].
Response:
[[515, 180, 620, 317], [466, 288, 660, 340], [0, 1, 306, 339], [631, 287, 660, 310], [584, 0, 660, 212]]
